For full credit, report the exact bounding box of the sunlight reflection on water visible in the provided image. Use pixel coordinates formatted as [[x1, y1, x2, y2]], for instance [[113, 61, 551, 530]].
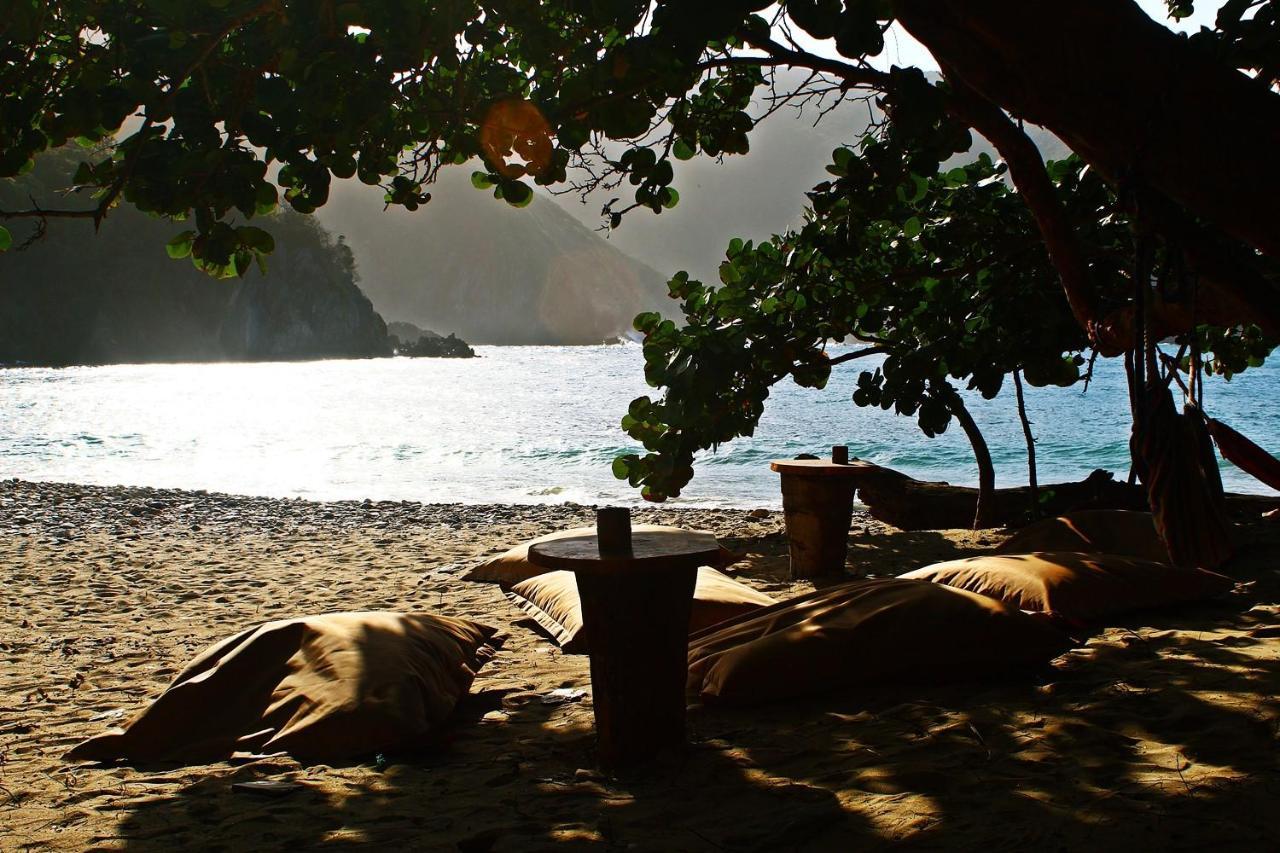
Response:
[[0, 345, 1275, 508]]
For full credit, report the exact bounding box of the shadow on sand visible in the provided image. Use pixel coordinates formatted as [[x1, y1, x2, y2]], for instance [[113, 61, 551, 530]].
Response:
[[110, 530, 1280, 851]]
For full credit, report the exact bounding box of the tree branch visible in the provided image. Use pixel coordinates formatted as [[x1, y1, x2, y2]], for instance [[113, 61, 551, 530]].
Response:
[[941, 76, 1101, 340], [734, 34, 892, 90], [824, 345, 888, 366], [0, 206, 97, 221]]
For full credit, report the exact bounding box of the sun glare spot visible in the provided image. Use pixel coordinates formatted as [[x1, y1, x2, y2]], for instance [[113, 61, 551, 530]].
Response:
[[479, 98, 554, 179]]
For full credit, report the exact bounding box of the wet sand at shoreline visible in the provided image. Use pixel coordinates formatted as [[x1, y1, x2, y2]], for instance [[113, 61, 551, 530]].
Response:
[[1, 478, 1277, 851]]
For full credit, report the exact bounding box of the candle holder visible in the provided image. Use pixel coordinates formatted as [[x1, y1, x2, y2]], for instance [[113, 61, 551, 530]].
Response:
[[596, 507, 633, 554]]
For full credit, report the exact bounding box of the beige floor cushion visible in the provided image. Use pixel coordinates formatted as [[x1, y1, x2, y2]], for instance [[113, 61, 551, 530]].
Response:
[[67, 611, 499, 764], [899, 551, 1232, 622], [995, 510, 1170, 563], [465, 524, 736, 586], [687, 578, 1072, 705], [506, 566, 775, 654]]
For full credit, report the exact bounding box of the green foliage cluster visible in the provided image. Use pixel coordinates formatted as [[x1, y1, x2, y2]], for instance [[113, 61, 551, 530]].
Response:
[[0, 0, 769, 270], [613, 145, 1108, 500]]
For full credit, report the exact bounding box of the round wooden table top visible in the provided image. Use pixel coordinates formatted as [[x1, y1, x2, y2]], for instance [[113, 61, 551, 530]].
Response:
[[528, 529, 721, 574], [770, 458, 878, 477]]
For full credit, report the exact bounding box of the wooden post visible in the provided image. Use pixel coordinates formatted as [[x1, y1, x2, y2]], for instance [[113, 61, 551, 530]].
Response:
[[832, 445, 849, 465], [574, 564, 697, 768], [779, 474, 856, 578]]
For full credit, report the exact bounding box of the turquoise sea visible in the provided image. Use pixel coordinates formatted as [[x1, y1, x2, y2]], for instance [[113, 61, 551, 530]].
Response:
[[0, 345, 1276, 508]]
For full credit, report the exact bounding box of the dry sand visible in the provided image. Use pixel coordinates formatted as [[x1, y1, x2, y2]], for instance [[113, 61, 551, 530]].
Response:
[[1, 478, 1277, 851]]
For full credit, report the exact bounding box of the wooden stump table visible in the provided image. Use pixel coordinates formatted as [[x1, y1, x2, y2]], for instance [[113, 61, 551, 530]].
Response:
[[528, 526, 720, 769], [771, 457, 877, 578]]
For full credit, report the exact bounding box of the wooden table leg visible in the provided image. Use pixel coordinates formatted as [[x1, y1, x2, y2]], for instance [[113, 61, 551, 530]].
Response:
[[574, 565, 697, 768], [779, 474, 857, 578]]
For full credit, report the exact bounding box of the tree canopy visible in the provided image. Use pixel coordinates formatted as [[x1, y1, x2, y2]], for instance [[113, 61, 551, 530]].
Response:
[[3, 0, 1277, 516]]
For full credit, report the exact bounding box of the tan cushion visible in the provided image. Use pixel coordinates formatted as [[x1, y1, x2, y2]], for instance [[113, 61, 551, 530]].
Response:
[[506, 566, 775, 654], [465, 524, 736, 586], [687, 578, 1072, 705], [66, 611, 499, 764], [899, 552, 1232, 622], [995, 510, 1170, 563]]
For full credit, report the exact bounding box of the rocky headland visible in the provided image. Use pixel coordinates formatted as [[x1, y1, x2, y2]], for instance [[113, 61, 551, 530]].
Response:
[[0, 151, 391, 366]]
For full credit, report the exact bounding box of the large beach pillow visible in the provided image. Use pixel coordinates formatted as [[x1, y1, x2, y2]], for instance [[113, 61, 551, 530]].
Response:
[[506, 566, 775, 654], [899, 552, 1232, 622], [66, 611, 499, 764], [995, 510, 1170, 564], [465, 524, 737, 586], [686, 578, 1072, 705]]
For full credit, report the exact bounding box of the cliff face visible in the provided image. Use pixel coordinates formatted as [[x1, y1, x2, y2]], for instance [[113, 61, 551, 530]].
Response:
[[217, 244, 390, 361], [0, 151, 391, 366]]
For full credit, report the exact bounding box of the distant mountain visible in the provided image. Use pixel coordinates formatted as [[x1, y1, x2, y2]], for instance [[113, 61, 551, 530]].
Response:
[[0, 150, 390, 366], [549, 72, 871, 287], [317, 170, 673, 345]]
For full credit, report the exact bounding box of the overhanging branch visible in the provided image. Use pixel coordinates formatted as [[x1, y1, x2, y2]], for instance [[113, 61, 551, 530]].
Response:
[[942, 77, 1101, 339]]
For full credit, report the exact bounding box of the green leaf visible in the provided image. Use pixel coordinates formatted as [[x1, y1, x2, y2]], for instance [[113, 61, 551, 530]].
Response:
[[908, 173, 929, 203], [672, 139, 696, 161], [236, 226, 275, 254], [502, 179, 533, 207], [558, 121, 590, 150], [254, 183, 279, 216], [611, 457, 631, 479], [828, 147, 854, 176], [165, 230, 195, 259], [471, 170, 494, 189], [903, 216, 922, 239], [0, 225, 11, 252]]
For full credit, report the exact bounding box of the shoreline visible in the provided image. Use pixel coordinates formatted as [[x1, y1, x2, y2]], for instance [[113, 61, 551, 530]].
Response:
[[2, 478, 1278, 850], [0, 475, 786, 514], [0, 477, 793, 545]]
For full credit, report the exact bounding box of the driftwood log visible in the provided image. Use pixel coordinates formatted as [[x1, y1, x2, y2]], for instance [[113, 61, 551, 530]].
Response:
[[853, 466, 1279, 531]]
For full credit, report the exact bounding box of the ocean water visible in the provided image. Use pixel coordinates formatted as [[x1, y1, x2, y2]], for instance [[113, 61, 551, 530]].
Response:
[[0, 345, 1276, 508]]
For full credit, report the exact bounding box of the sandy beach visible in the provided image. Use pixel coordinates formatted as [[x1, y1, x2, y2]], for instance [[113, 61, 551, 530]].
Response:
[[1, 477, 1277, 851]]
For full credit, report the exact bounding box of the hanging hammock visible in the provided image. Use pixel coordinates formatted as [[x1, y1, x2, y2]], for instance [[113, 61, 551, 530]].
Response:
[[1139, 384, 1235, 570], [1204, 416, 1280, 493]]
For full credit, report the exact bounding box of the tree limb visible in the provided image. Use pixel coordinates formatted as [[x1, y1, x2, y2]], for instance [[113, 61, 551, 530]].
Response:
[[823, 345, 888, 366], [941, 77, 1101, 339]]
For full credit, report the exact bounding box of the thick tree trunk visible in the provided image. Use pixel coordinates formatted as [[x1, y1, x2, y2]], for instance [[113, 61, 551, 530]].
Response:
[[938, 384, 995, 529], [894, 0, 1280, 335]]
